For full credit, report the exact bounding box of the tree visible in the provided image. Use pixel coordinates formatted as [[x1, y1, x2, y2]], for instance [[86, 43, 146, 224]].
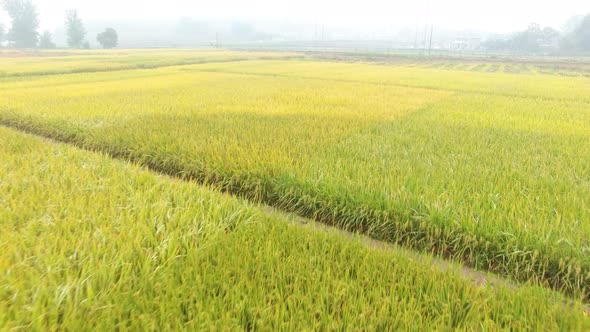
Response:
[[484, 23, 560, 54], [482, 38, 511, 52], [1, 0, 39, 48], [511, 23, 544, 53], [572, 14, 590, 51], [563, 15, 585, 34], [96, 28, 118, 49], [561, 14, 590, 52], [65, 9, 86, 48], [0, 23, 5, 46], [39, 30, 55, 48]]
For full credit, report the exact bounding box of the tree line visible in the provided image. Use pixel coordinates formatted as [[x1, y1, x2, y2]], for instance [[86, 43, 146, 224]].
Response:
[[1, 0, 589, 54], [482, 17, 590, 54], [0, 0, 117, 49]]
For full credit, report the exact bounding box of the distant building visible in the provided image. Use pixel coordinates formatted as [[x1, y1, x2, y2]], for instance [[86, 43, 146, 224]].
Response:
[[451, 40, 469, 50], [450, 38, 481, 51]]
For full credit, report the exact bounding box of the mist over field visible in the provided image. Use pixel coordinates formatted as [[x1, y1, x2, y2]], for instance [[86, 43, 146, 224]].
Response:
[[1, 0, 589, 51]]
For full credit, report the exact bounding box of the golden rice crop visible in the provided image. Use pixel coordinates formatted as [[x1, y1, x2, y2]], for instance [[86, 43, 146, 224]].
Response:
[[0, 49, 300, 77], [1, 51, 589, 299], [3, 127, 588, 330], [192, 59, 590, 100]]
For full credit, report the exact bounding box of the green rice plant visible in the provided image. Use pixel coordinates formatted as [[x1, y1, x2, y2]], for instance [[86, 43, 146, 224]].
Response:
[[1, 127, 589, 330], [1, 53, 589, 300]]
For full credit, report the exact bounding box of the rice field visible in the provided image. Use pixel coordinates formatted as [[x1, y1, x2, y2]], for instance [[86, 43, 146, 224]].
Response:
[[1, 49, 590, 328], [2, 126, 590, 330], [0, 49, 300, 77]]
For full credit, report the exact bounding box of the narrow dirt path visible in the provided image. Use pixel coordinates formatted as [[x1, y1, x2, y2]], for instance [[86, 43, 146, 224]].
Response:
[[261, 206, 590, 316], [262, 205, 514, 289]]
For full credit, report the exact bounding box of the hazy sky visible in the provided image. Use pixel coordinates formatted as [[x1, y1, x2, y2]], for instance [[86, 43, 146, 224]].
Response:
[[1, 0, 589, 33]]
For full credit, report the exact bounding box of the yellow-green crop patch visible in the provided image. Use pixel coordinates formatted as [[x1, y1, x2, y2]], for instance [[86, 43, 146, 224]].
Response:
[[1, 51, 589, 300], [3, 127, 588, 330], [0, 49, 300, 77], [189, 59, 590, 101]]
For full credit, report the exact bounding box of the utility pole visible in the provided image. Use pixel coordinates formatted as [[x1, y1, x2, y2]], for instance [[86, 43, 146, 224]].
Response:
[[322, 24, 325, 52], [422, 0, 432, 56], [414, 21, 419, 52], [315, 23, 318, 41], [422, 23, 429, 55], [314, 23, 318, 51], [428, 25, 434, 56]]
